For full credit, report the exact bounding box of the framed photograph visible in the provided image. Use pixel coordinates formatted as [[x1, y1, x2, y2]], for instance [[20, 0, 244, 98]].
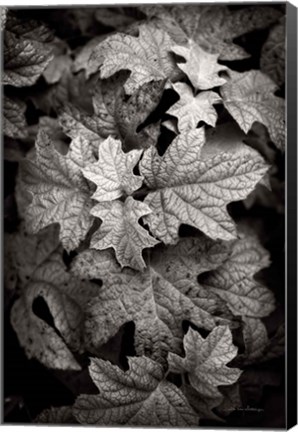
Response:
[[1, 2, 297, 429]]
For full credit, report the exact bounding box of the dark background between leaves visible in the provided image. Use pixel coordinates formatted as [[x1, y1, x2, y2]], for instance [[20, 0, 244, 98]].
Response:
[[3, 4, 285, 427]]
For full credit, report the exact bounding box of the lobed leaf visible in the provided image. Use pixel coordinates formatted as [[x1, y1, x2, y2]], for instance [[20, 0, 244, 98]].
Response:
[[3, 95, 28, 139], [140, 128, 268, 244], [201, 228, 275, 317], [221, 70, 285, 150], [172, 40, 229, 90], [20, 130, 95, 252], [73, 356, 199, 426], [71, 235, 230, 364], [168, 326, 242, 399], [88, 24, 180, 94], [90, 198, 159, 271], [167, 82, 221, 131], [82, 137, 143, 202]]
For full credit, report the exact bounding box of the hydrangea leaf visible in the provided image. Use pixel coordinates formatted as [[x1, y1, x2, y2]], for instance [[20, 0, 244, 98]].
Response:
[[20, 130, 95, 252], [140, 128, 268, 244], [3, 95, 28, 139], [114, 79, 164, 150], [145, 5, 281, 61], [10, 237, 99, 370], [90, 198, 159, 271], [168, 326, 242, 400], [261, 17, 285, 87], [240, 317, 269, 365], [172, 40, 229, 90], [60, 72, 162, 152], [4, 223, 59, 293], [221, 70, 285, 150], [201, 229, 275, 318], [88, 24, 180, 94], [167, 82, 221, 131], [82, 137, 143, 202], [90, 72, 127, 139], [5, 13, 53, 42], [3, 14, 54, 87], [73, 356, 198, 426], [237, 320, 284, 366], [58, 103, 105, 153], [71, 236, 231, 364]]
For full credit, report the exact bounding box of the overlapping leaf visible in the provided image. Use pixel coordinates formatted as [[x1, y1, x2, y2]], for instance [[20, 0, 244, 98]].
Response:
[[20, 130, 95, 252], [142, 5, 281, 60], [71, 235, 231, 364], [200, 229, 275, 318], [87, 24, 180, 93], [140, 128, 268, 244], [10, 227, 99, 370], [73, 356, 198, 426], [82, 137, 143, 202], [240, 317, 269, 364], [3, 13, 53, 87], [261, 17, 285, 87], [172, 41, 229, 90], [90, 198, 159, 270], [59, 74, 163, 151], [221, 70, 285, 150], [167, 83, 221, 131], [168, 326, 242, 400], [4, 223, 59, 293], [3, 95, 28, 139]]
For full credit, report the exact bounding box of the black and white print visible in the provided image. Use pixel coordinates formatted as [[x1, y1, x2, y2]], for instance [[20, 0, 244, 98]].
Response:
[[3, 4, 286, 428]]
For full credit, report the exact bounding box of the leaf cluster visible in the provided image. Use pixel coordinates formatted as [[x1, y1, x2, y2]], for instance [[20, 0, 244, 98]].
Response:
[[2, 4, 285, 427]]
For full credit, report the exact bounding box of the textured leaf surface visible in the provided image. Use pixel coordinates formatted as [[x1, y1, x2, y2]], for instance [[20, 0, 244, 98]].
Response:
[[20, 130, 95, 252], [140, 128, 268, 244], [73, 356, 198, 426], [90, 74, 163, 150], [3, 14, 53, 86], [142, 5, 281, 60], [201, 229, 275, 317], [82, 137, 143, 202], [221, 70, 285, 150], [169, 5, 280, 61], [71, 236, 230, 363], [261, 17, 285, 87], [3, 96, 28, 139], [114, 79, 164, 150], [172, 41, 228, 90], [88, 24, 179, 94], [167, 83, 220, 131], [58, 103, 105, 153], [90, 198, 159, 271], [10, 243, 99, 370], [4, 223, 59, 293], [240, 317, 269, 364], [169, 326, 242, 399]]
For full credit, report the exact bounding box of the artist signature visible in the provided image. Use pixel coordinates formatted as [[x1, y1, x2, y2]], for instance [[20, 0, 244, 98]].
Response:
[[227, 405, 264, 413]]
